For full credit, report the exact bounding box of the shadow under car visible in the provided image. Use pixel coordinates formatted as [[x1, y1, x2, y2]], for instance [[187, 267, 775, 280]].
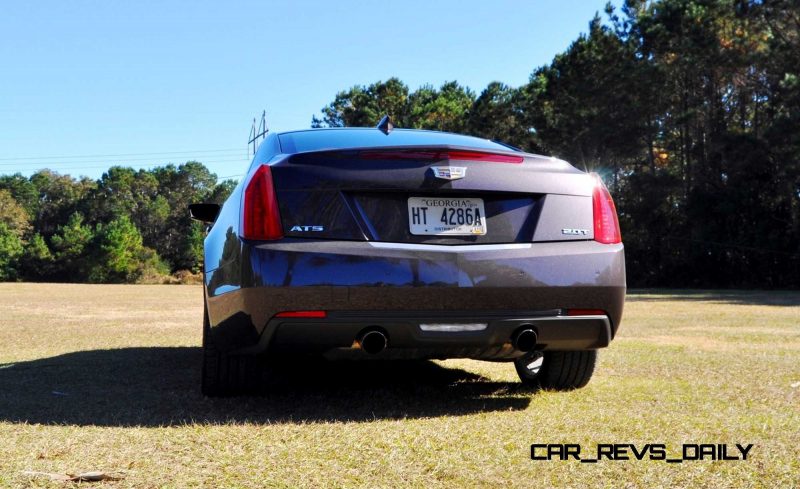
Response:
[[0, 347, 532, 427]]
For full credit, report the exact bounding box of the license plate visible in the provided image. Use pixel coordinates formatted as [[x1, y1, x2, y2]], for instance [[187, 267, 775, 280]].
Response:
[[407, 197, 487, 235]]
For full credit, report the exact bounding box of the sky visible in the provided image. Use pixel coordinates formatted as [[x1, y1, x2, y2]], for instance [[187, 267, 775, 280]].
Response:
[[0, 0, 612, 181]]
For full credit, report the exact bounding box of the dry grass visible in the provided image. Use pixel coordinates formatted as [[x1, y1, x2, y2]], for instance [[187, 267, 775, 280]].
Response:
[[0, 284, 798, 488]]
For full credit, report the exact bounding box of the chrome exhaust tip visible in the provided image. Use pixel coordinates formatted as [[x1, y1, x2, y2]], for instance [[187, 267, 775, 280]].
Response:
[[513, 328, 538, 352], [359, 329, 388, 354]]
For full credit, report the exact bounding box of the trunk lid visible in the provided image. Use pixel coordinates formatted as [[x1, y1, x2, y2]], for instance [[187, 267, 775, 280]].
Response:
[[270, 147, 595, 244]]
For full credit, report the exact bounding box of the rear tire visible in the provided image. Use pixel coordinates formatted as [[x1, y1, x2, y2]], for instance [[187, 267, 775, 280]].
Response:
[[201, 304, 259, 396], [514, 351, 545, 387], [514, 350, 597, 391]]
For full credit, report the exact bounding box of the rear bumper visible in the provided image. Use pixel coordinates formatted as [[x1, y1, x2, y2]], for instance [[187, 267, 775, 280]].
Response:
[[204, 240, 625, 358], [248, 311, 611, 360]]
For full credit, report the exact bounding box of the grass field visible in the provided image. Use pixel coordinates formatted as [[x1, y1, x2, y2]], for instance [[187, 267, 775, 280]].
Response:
[[0, 284, 798, 488]]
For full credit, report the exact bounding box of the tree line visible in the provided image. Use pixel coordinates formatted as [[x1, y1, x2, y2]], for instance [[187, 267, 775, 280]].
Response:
[[0, 164, 235, 283], [313, 0, 800, 288], [1, 0, 798, 287]]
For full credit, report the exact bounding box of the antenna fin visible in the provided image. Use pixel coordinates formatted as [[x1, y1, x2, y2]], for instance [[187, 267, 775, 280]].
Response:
[[376, 115, 394, 135]]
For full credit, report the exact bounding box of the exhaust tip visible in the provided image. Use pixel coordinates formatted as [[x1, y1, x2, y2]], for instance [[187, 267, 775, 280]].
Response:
[[513, 328, 538, 352], [359, 329, 388, 355]]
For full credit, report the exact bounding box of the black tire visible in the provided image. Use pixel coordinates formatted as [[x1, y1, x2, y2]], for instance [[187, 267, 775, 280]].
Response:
[[201, 305, 259, 396], [514, 350, 597, 391], [514, 351, 545, 387]]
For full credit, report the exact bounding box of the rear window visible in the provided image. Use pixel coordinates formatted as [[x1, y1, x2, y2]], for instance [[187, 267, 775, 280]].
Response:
[[278, 129, 518, 154]]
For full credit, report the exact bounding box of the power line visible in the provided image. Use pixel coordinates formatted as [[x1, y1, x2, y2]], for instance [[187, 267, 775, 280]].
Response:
[[0, 153, 249, 167], [0, 158, 251, 174], [0, 152, 250, 168], [0, 148, 244, 162]]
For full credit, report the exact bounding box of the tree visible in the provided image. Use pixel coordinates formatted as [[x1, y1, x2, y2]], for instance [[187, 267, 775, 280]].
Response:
[[184, 222, 205, 273], [151, 162, 218, 271], [28, 170, 95, 237], [0, 190, 30, 281], [408, 81, 475, 132], [0, 224, 23, 281], [50, 212, 93, 282], [89, 215, 167, 283], [467, 82, 534, 150], [86, 166, 169, 258], [0, 174, 38, 218], [521, 14, 656, 174], [0, 189, 31, 238], [18, 233, 55, 282], [0, 161, 231, 282], [207, 179, 238, 205], [313, 79, 476, 133], [313, 78, 411, 128]]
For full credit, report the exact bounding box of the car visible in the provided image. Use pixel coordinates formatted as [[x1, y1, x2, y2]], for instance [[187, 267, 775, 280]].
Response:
[[190, 119, 625, 396]]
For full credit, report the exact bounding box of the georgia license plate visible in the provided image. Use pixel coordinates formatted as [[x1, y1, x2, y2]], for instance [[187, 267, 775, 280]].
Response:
[[407, 197, 487, 235]]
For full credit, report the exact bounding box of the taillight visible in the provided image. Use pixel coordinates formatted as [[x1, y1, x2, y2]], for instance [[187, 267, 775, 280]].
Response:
[[445, 150, 524, 164], [358, 150, 523, 164], [275, 310, 327, 318], [591, 174, 621, 244], [566, 309, 606, 316], [241, 164, 283, 240]]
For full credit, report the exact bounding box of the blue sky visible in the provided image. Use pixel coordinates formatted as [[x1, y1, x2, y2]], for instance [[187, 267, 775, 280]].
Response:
[[1, 0, 611, 180]]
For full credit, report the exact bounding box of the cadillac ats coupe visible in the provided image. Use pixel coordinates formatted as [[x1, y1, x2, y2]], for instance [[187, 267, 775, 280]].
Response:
[[190, 123, 625, 396]]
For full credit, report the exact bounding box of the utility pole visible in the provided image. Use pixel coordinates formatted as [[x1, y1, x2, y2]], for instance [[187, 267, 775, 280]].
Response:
[[248, 110, 268, 155]]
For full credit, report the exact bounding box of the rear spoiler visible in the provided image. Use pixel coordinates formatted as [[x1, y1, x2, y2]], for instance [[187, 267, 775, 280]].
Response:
[[287, 145, 533, 164]]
